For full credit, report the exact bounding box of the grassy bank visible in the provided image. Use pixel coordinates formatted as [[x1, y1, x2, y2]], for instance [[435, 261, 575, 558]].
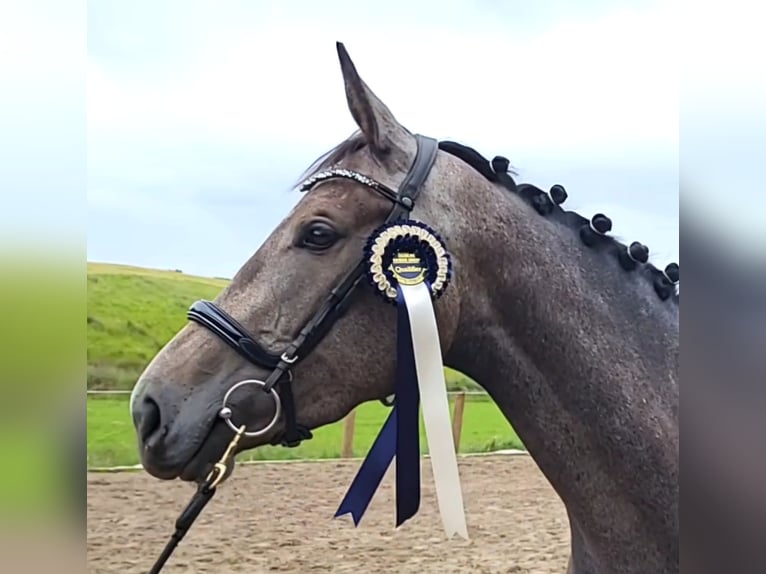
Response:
[[86, 262, 480, 391], [87, 262, 229, 389]]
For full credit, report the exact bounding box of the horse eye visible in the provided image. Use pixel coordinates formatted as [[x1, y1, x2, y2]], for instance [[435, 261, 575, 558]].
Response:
[[300, 221, 339, 251]]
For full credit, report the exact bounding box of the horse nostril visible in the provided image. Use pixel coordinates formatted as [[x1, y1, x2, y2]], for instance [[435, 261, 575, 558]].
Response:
[[136, 397, 162, 445]]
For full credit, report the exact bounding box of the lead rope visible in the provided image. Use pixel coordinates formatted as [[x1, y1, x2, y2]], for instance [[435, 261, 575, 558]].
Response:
[[147, 424, 246, 574]]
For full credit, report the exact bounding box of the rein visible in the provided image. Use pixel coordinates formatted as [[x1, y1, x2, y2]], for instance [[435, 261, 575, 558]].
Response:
[[147, 134, 439, 573], [147, 424, 245, 574]]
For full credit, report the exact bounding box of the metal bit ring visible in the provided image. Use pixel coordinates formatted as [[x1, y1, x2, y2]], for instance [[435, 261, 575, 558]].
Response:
[[219, 379, 282, 437]]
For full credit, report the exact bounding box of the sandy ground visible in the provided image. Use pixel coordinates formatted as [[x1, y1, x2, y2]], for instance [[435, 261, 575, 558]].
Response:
[[87, 454, 570, 574]]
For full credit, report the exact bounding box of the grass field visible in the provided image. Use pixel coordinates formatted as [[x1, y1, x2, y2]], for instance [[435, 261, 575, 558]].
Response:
[[87, 393, 522, 468], [86, 262, 521, 468], [87, 262, 230, 390]]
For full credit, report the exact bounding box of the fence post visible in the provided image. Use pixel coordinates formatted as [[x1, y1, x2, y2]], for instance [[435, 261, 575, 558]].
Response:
[[451, 392, 466, 453], [342, 409, 356, 458]]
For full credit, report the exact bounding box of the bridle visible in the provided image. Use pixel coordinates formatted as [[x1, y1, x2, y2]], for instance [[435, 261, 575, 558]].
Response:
[[186, 134, 440, 448], [148, 134, 440, 574]]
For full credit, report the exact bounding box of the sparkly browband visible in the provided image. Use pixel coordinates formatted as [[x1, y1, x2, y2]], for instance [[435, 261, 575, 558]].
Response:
[[299, 168, 403, 205]]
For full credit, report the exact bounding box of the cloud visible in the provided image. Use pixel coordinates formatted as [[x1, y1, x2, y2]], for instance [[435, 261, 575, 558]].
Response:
[[87, 0, 679, 275], [88, 1, 677, 153]]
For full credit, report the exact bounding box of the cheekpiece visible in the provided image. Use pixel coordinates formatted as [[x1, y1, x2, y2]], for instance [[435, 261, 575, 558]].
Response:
[[364, 220, 452, 303]]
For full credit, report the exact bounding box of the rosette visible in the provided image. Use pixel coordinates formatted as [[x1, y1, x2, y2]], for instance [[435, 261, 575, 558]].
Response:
[[335, 220, 468, 540]]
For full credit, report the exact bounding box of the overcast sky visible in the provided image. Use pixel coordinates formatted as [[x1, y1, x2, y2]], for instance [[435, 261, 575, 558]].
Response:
[[87, 0, 680, 278]]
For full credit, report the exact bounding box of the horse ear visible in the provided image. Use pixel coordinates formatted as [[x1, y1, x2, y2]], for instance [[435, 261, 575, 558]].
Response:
[[336, 42, 407, 157]]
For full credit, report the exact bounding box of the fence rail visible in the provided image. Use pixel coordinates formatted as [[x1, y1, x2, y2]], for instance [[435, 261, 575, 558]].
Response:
[[87, 389, 490, 455]]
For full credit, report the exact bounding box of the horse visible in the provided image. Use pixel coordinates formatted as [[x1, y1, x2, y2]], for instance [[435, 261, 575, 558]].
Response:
[[129, 42, 679, 574]]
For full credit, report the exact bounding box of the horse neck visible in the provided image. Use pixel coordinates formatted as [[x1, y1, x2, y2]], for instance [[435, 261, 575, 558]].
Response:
[[443, 179, 679, 569]]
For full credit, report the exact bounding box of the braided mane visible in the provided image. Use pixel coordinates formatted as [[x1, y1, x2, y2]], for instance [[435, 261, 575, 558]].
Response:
[[299, 133, 679, 305], [438, 140, 679, 305]]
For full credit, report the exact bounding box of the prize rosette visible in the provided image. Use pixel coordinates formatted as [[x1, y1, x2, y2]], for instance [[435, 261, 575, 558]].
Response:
[[363, 220, 452, 302], [335, 220, 468, 540]]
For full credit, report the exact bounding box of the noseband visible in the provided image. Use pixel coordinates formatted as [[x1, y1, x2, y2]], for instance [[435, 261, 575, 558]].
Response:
[[186, 135, 440, 447]]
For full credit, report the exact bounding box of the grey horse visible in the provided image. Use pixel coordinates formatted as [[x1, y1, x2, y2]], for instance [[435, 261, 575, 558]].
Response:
[[130, 43, 679, 574]]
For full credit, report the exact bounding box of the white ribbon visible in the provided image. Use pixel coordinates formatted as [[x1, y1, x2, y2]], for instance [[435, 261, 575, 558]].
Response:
[[400, 281, 469, 540]]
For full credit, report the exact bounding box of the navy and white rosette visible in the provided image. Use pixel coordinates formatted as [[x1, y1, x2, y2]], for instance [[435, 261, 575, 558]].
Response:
[[334, 220, 469, 540]]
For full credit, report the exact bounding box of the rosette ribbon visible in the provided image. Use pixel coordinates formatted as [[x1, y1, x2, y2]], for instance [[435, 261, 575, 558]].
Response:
[[334, 221, 468, 540]]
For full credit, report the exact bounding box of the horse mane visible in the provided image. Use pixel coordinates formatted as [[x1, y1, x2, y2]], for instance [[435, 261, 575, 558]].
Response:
[[438, 140, 679, 305], [298, 132, 679, 305]]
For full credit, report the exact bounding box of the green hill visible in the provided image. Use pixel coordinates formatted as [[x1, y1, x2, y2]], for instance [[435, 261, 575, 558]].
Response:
[[87, 262, 229, 389], [86, 262, 479, 391]]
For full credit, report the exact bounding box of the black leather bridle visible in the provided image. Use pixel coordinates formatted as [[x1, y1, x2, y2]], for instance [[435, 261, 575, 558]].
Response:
[[146, 134, 519, 574], [186, 134, 440, 447], [148, 135, 441, 574]]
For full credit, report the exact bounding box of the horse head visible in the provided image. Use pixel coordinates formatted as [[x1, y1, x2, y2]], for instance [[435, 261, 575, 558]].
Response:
[[130, 42, 679, 574]]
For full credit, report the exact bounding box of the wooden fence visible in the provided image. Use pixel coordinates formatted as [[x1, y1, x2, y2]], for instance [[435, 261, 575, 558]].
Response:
[[337, 392, 468, 457]]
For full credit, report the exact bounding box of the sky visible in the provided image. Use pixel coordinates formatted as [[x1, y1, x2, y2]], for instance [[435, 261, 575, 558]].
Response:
[[86, 0, 680, 278]]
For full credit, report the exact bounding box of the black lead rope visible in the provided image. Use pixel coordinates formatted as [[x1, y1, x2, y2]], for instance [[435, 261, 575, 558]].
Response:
[[147, 425, 246, 574], [148, 483, 216, 574]]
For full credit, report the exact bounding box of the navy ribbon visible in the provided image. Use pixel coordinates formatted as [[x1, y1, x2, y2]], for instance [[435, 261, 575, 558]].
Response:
[[335, 286, 421, 527]]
